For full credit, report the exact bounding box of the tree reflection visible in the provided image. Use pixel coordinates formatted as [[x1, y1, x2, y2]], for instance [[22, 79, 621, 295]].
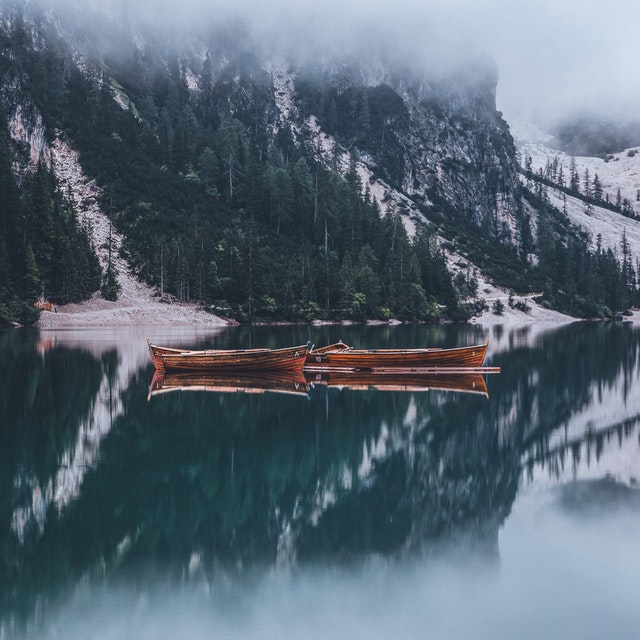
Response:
[[2, 322, 640, 628]]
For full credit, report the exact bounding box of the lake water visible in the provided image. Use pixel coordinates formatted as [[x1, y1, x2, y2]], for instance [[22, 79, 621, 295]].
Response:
[[1, 322, 639, 640]]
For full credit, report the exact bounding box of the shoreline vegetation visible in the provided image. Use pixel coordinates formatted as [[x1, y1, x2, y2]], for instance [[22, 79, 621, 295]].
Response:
[[30, 290, 586, 330], [19, 256, 640, 329], [26, 232, 582, 330]]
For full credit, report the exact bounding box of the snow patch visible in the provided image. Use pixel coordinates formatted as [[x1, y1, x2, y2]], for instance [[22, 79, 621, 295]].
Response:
[[514, 123, 640, 256]]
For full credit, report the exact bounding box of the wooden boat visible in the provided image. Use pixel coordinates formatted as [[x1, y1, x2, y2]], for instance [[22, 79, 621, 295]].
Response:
[[147, 341, 192, 369], [305, 370, 490, 396], [306, 340, 351, 358], [306, 341, 489, 371], [148, 369, 310, 399], [147, 339, 308, 372]]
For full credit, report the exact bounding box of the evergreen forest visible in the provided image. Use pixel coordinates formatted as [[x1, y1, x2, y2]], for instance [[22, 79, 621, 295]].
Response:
[[0, 12, 638, 325], [0, 120, 101, 324]]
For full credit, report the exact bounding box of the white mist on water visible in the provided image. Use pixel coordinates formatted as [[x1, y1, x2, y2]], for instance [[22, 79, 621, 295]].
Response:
[[13, 489, 640, 640]]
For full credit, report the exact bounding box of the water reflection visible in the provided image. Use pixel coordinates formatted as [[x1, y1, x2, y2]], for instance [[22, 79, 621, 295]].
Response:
[[1, 328, 222, 550], [148, 369, 490, 399], [148, 369, 312, 399], [305, 369, 490, 396], [1, 322, 640, 637]]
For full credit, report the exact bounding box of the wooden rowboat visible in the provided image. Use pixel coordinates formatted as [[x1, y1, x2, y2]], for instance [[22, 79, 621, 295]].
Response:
[[148, 369, 310, 399], [305, 369, 490, 396], [147, 339, 308, 373], [147, 341, 193, 369], [306, 341, 488, 371]]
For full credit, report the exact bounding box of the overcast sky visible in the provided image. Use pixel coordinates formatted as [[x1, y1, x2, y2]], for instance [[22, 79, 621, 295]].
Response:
[[63, 0, 640, 125]]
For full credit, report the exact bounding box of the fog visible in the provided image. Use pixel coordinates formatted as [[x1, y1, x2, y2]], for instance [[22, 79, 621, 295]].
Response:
[[39, 0, 640, 127], [11, 490, 640, 640]]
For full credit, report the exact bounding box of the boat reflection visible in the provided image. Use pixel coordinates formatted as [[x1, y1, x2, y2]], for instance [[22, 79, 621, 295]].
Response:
[[149, 368, 311, 398], [306, 369, 489, 396], [148, 369, 492, 398]]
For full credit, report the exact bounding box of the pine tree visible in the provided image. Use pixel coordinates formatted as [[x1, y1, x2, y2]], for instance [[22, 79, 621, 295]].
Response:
[[592, 173, 603, 201], [214, 118, 248, 204], [569, 157, 580, 192], [352, 245, 380, 318], [583, 168, 591, 198], [101, 217, 120, 301], [292, 156, 314, 238], [524, 154, 533, 173], [358, 88, 371, 134], [620, 230, 635, 309], [0, 121, 21, 293], [24, 244, 40, 300]]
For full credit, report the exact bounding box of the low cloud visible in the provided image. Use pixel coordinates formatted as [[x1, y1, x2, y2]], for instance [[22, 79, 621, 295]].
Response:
[[44, 0, 640, 125]]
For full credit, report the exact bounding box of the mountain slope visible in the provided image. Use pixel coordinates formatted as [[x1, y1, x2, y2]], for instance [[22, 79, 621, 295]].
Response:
[[1, 2, 638, 324], [513, 119, 640, 255]]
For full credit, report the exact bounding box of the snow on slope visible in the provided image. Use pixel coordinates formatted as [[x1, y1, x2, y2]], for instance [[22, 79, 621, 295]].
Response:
[[548, 188, 640, 257], [511, 118, 640, 256]]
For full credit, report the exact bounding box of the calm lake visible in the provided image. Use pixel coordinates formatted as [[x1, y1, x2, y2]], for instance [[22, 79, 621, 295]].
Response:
[[1, 322, 640, 640]]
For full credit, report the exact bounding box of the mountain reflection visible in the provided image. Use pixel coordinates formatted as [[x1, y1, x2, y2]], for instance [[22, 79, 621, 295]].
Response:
[[2, 322, 640, 627]]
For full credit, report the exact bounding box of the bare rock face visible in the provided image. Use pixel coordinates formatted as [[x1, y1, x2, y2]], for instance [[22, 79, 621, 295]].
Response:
[[5, 96, 51, 176], [265, 55, 524, 248]]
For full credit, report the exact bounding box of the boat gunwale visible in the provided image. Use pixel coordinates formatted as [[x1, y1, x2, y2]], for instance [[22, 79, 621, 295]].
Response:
[[306, 341, 488, 369], [149, 340, 308, 372], [314, 342, 487, 356]]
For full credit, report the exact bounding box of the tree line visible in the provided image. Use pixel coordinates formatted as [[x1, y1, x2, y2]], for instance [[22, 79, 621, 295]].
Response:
[[522, 153, 638, 219], [521, 185, 639, 317]]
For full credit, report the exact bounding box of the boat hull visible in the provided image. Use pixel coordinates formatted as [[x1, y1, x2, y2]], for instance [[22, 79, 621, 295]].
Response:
[[148, 341, 308, 373], [306, 342, 488, 371]]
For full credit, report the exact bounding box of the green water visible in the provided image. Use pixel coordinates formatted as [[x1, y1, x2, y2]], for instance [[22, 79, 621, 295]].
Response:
[[1, 322, 639, 639]]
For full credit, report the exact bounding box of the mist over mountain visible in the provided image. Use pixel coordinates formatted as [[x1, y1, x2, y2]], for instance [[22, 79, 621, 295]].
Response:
[[551, 116, 640, 158], [1, 0, 639, 325], [8, 0, 640, 121]]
